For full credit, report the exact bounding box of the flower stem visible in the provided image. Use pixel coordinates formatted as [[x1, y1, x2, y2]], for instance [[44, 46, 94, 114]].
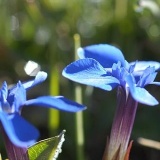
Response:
[[103, 86, 138, 160], [1, 127, 29, 160], [74, 34, 85, 160], [48, 55, 60, 136], [75, 86, 85, 160]]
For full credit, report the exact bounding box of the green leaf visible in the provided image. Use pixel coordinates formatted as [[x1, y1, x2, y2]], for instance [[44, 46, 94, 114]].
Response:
[[28, 130, 66, 160]]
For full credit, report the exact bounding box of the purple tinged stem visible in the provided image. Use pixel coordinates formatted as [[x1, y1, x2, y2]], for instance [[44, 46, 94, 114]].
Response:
[[1, 126, 29, 160], [121, 91, 138, 151], [103, 86, 138, 160]]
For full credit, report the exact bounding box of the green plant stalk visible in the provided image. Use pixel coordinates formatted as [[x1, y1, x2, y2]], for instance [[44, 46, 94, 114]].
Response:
[[74, 34, 85, 160], [48, 62, 60, 136]]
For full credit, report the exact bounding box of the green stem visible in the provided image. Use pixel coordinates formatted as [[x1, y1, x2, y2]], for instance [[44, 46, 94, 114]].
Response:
[[74, 34, 85, 160], [48, 56, 60, 136]]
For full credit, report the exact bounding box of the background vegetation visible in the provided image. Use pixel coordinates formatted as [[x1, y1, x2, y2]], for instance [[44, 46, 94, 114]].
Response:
[[0, 0, 160, 159]]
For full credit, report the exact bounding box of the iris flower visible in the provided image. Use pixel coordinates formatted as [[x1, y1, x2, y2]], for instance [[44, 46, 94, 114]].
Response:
[[0, 71, 86, 159], [62, 44, 160, 160]]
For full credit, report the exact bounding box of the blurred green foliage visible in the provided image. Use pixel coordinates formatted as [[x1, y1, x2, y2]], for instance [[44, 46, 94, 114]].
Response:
[[0, 0, 160, 159]]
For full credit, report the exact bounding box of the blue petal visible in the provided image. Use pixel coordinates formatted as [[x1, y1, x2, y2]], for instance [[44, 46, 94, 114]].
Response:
[[22, 71, 47, 90], [131, 87, 158, 106], [131, 61, 160, 76], [62, 58, 120, 91], [128, 61, 137, 73], [151, 82, 160, 85], [77, 44, 126, 68], [112, 61, 129, 83], [143, 72, 157, 86], [24, 96, 86, 112], [7, 81, 26, 112], [126, 75, 158, 106], [137, 67, 157, 87], [0, 82, 11, 112], [0, 112, 39, 147], [1, 81, 8, 99]]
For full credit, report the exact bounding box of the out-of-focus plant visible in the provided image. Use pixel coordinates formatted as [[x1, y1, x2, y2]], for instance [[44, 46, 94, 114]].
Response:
[[73, 34, 85, 160]]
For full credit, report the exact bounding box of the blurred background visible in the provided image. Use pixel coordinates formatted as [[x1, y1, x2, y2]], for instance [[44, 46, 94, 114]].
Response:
[[0, 0, 160, 159]]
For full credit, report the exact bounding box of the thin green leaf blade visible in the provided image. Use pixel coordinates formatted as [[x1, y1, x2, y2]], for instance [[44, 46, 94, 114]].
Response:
[[28, 130, 66, 160]]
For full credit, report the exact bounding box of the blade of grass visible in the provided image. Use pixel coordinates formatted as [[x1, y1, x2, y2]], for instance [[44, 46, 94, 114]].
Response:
[[48, 58, 60, 136], [74, 34, 85, 160]]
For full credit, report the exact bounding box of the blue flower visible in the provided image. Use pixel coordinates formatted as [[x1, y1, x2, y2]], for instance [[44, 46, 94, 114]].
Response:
[[62, 44, 160, 160], [62, 44, 160, 106], [0, 71, 86, 147]]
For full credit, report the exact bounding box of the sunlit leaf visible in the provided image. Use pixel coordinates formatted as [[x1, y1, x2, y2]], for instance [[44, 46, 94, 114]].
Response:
[[28, 130, 66, 160]]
